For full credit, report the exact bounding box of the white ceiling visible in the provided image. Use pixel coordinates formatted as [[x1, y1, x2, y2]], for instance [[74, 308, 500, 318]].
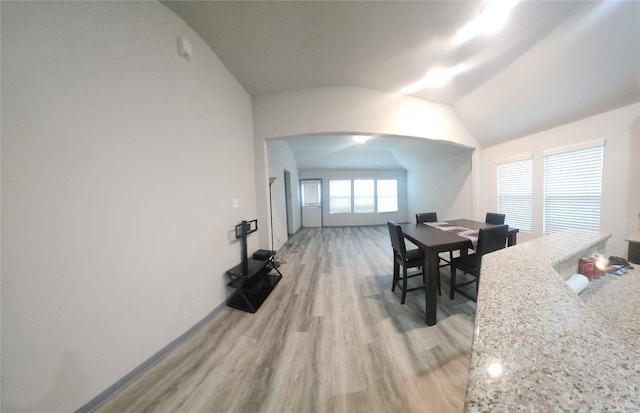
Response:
[[163, 0, 640, 168]]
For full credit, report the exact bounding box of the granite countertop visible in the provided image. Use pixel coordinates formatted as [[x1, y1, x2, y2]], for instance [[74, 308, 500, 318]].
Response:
[[579, 266, 640, 351], [465, 229, 640, 412]]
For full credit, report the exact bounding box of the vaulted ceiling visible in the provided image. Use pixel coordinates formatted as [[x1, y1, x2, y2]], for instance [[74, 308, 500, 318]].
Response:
[[163, 0, 640, 168]]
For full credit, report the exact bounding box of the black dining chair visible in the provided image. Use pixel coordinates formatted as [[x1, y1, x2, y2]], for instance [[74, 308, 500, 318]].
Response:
[[485, 212, 506, 225], [387, 221, 433, 304], [417, 212, 453, 272], [449, 224, 508, 302], [416, 212, 438, 224]]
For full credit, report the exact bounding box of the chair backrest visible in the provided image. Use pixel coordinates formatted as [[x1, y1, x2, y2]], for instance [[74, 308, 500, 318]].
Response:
[[387, 221, 407, 259], [416, 212, 438, 223], [485, 212, 506, 225], [476, 224, 509, 257]]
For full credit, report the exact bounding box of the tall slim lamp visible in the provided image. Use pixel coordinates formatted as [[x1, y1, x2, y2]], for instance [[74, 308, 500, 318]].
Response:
[[269, 176, 277, 263]]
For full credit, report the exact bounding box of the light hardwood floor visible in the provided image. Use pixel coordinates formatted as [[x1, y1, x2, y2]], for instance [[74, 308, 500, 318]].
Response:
[[95, 226, 476, 413]]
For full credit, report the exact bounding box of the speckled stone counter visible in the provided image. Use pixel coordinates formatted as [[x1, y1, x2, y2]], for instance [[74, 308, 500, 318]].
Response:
[[464, 229, 640, 412], [580, 266, 640, 351]]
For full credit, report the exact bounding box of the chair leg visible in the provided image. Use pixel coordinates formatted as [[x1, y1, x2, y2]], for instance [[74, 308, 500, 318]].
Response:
[[401, 266, 408, 304], [437, 269, 442, 296], [391, 260, 399, 292]]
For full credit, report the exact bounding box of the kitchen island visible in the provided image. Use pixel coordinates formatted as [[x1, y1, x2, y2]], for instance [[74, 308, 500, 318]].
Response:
[[465, 229, 639, 412]]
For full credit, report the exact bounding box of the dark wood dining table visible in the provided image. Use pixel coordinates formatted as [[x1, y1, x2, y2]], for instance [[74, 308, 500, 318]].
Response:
[[400, 219, 519, 325]]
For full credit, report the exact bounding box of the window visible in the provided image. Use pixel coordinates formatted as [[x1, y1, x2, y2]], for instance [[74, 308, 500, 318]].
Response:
[[377, 180, 398, 213], [301, 181, 321, 207], [354, 180, 375, 213], [543, 140, 604, 234], [329, 180, 352, 214], [328, 178, 399, 214], [497, 156, 533, 231]]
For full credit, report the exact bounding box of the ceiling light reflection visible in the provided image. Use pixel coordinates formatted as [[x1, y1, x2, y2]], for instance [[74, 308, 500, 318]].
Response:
[[401, 0, 519, 95], [399, 80, 427, 95], [353, 135, 370, 144], [481, 0, 520, 33], [454, 0, 521, 44], [455, 19, 481, 44], [487, 362, 504, 378], [400, 64, 470, 93], [424, 67, 452, 88]]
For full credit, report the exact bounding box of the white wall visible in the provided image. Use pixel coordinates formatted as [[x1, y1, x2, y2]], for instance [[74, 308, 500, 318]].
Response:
[[298, 170, 408, 226], [253, 87, 479, 147], [481, 103, 640, 257], [267, 140, 301, 251], [1, 2, 256, 411], [393, 139, 475, 222]]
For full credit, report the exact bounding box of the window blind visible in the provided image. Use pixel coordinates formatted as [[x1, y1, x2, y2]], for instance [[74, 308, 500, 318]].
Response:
[[301, 181, 320, 207], [377, 179, 398, 213], [543, 141, 604, 234], [497, 156, 533, 231], [329, 180, 352, 214], [328, 178, 398, 215], [354, 179, 375, 213]]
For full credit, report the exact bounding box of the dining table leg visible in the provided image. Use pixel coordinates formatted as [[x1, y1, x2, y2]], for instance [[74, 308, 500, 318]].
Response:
[[425, 249, 439, 326]]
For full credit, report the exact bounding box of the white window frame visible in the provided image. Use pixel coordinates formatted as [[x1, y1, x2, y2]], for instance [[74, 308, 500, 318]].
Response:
[[328, 178, 399, 215], [376, 179, 398, 213], [543, 139, 605, 235], [329, 180, 352, 214], [353, 179, 375, 214], [497, 154, 533, 231]]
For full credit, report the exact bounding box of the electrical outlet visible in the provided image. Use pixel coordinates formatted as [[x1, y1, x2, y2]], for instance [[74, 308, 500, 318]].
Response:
[[182, 305, 189, 319]]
